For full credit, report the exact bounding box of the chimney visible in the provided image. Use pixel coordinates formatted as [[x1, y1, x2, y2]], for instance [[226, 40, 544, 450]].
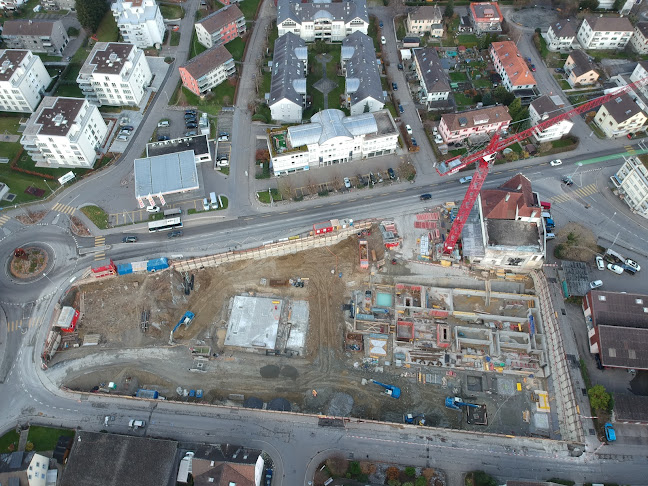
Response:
[[505, 193, 510, 202], [517, 184, 522, 190]]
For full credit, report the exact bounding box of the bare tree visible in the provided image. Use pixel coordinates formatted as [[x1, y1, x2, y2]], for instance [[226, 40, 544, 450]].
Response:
[[277, 178, 294, 200]]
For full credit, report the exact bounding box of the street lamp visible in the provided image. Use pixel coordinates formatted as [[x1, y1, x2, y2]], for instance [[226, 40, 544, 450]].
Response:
[[43, 179, 53, 196]]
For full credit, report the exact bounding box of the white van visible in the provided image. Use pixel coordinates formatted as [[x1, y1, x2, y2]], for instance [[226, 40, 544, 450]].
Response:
[[210, 191, 218, 209], [546, 233, 556, 240], [157, 120, 169, 128], [202, 198, 210, 211]]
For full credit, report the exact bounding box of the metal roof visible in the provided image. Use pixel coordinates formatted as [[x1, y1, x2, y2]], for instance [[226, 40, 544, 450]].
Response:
[[133, 150, 199, 197], [342, 32, 384, 108], [269, 32, 307, 108], [287, 109, 377, 147]]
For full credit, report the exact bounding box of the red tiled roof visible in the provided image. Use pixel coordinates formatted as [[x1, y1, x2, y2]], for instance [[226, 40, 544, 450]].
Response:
[[480, 174, 539, 220]]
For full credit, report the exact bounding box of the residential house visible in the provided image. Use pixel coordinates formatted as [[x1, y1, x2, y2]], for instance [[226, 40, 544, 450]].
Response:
[[412, 47, 451, 109], [406, 6, 444, 37], [595, 93, 646, 138], [564, 49, 599, 87], [0, 49, 51, 113], [179, 45, 235, 97], [276, 0, 369, 42], [610, 156, 648, 218], [463, 174, 547, 272], [341, 31, 384, 115], [27, 453, 55, 486], [546, 19, 576, 51], [195, 4, 246, 49], [630, 22, 648, 55], [176, 446, 265, 486], [77, 42, 152, 107], [468, 2, 503, 35], [268, 32, 308, 123], [438, 105, 511, 144], [269, 109, 399, 175], [1, 19, 69, 56], [576, 15, 633, 50], [490, 41, 536, 92], [528, 95, 573, 142], [583, 290, 648, 371], [629, 61, 648, 99], [111, 0, 165, 49], [20, 97, 108, 168]]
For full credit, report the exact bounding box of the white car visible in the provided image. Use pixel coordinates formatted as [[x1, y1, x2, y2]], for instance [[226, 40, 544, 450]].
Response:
[[128, 419, 145, 429], [406, 124, 412, 135], [434, 135, 443, 144], [459, 176, 473, 184], [607, 263, 624, 275], [589, 280, 603, 290], [344, 177, 351, 189], [625, 258, 641, 271], [596, 256, 605, 271], [381, 36, 386, 45], [550, 159, 562, 166], [146, 205, 160, 213]]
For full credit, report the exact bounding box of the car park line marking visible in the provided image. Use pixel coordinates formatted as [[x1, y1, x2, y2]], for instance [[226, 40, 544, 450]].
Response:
[[279, 211, 289, 214], [314, 205, 323, 208], [297, 208, 306, 211], [364, 196, 373, 199], [349, 199, 357, 202], [397, 190, 406, 193]]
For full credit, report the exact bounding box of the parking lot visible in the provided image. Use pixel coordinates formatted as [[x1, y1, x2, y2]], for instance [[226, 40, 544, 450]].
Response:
[[214, 111, 233, 169]]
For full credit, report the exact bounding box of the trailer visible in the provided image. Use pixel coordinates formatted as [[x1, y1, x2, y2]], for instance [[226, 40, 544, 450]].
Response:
[[359, 240, 369, 269], [56, 306, 80, 333], [147, 257, 169, 272], [313, 221, 334, 235], [91, 258, 117, 278]]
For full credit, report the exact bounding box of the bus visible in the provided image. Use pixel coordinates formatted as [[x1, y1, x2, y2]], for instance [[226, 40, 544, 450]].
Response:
[[148, 217, 183, 233], [163, 208, 182, 217]]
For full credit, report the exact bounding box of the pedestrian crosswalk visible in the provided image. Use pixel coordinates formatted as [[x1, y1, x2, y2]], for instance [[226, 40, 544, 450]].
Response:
[[94, 236, 106, 260], [0, 214, 10, 227], [625, 145, 636, 156], [52, 202, 76, 215], [6, 315, 44, 333], [551, 183, 598, 204]]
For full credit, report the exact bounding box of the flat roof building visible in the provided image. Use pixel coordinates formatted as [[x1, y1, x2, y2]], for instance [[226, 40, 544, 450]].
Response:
[[277, 0, 369, 42], [146, 134, 212, 164], [468, 2, 503, 35], [111, 0, 165, 48], [134, 150, 200, 200], [0, 49, 51, 113]]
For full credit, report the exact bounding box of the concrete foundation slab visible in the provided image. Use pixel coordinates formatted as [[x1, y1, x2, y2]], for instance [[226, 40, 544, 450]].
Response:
[[224, 296, 282, 349]]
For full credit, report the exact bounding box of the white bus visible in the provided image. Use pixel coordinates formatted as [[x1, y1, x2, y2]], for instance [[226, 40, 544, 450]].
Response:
[[148, 217, 183, 233], [163, 208, 182, 217]]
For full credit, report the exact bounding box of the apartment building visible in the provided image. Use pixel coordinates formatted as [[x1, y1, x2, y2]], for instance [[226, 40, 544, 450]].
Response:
[[439, 105, 511, 144], [276, 0, 369, 42], [112, 0, 165, 49], [528, 95, 573, 142], [0, 49, 51, 113], [629, 61, 648, 98], [0, 0, 26, 10], [611, 156, 648, 218], [594, 93, 647, 138], [1, 19, 69, 56], [406, 6, 443, 37], [195, 5, 246, 49], [630, 22, 648, 55], [268, 32, 307, 123], [77, 42, 152, 107], [576, 15, 633, 50], [21, 97, 108, 168], [564, 49, 599, 87], [341, 31, 384, 116], [412, 47, 451, 109], [179, 45, 235, 97], [269, 109, 398, 175], [546, 19, 576, 51], [468, 2, 503, 35], [490, 41, 536, 92]]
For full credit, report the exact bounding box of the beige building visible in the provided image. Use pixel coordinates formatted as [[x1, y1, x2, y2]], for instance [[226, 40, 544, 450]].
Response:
[[594, 93, 647, 138], [564, 49, 599, 88], [611, 156, 648, 219], [406, 6, 443, 37]]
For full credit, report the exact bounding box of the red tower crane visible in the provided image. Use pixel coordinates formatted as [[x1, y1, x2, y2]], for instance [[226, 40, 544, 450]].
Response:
[[437, 76, 648, 255]]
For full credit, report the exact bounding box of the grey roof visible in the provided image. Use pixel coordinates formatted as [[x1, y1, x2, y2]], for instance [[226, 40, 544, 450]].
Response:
[[147, 134, 210, 158], [414, 48, 450, 94], [277, 0, 368, 26], [408, 5, 442, 21], [549, 19, 576, 38], [1, 19, 58, 37], [567, 49, 595, 77], [598, 325, 648, 369], [59, 432, 177, 486], [585, 15, 633, 32], [83, 42, 134, 76], [636, 22, 648, 38], [342, 31, 384, 107], [588, 290, 648, 329], [485, 219, 541, 248], [269, 32, 307, 108], [181, 45, 233, 79], [134, 150, 199, 197], [602, 93, 643, 123], [530, 95, 562, 118], [613, 394, 648, 422], [288, 109, 378, 146], [196, 4, 245, 35]]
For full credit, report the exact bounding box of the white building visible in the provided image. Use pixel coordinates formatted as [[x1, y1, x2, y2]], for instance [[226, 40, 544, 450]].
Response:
[[194, 4, 246, 49], [630, 22, 648, 55], [276, 0, 369, 42], [77, 42, 152, 107], [576, 16, 633, 50], [412, 47, 451, 109], [0, 0, 26, 10], [546, 19, 576, 52], [611, 156, 648, 219], [341, 32, 384, 116], [27, 453, 51, 486], [439, 105, 511, 144], [406, 6, 443, 37], [0, 49, 51, 113], [112, 0, 165, 49], [528, 95, 573, 143], [21, 97, 108, 168], [269, 109, 398, 175], [630, 61, 648, 98], [490, 41, 536, 92], [268, 32, 307, 123]]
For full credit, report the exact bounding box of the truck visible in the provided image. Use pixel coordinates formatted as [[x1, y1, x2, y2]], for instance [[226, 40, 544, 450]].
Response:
[[136, 389, 159, 399], [544, 217, 555, 230], [370, 379, 401, 398]]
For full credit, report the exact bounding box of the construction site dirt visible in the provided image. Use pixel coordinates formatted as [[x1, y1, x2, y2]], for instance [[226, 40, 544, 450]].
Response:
[[50, 224, 551, 438]]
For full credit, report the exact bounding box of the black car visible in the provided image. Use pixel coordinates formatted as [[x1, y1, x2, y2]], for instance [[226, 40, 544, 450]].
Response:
[[392, 82, 398, 91], [157, 135, 169, 141], [122, 235, 138, 243], [186, 122, 197, 129], [594, 353, 603, 370], [420, 193, 432, 201], [397, 63, 403, 70], [561, 176, 574, 186], [185, 110, 197, 115], [388, 167, 395, 180], [167, 230, 183, 238], [411, 138, 417, 147]]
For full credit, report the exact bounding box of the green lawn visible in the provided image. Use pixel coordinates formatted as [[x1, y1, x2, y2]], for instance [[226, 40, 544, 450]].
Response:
[[95, 10, 119, 42], [453, 92, 473, 108], [448, 148, 467, 157], [449, 71, 468, 82], [159, 3, 185, 19], [190, 31, 208, 59], [54, 84, 84, 98], [552, 138, 575, 148], [261, 71, 271, 95], [27, 426, 75, 452], [238, 0, 262, 20], [268, 22, 278, 53], [225, 37, 245, 62], [81, 205, 109, 229], [170, 31, 181, 46], [457, 34, 478, 47], [510, 142, 523, 154], [304, 43, 343, 116], [63, 63, 82, 82], [0, 114, 24, 135], [36, 53, 64, 62], [368, 16, 379, 51], [396, 17, 407, 40], [0, 430, 20, 453], [257, 189, 281, 203], [173, 81, 236, 116], [16, 150, 78, 178], [472, 77, 492, 89], [559, 80, 571, 90], [0, 158, 55, 209]]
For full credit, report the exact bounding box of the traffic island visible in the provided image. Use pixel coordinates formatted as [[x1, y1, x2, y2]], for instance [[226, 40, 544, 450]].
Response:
[[9, 247, 49, 279]]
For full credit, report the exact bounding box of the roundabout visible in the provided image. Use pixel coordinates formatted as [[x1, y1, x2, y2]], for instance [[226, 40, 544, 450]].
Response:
[[9, 246, 51, 281]]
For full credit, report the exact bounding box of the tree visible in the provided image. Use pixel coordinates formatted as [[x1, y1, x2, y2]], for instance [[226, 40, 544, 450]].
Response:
[[481, 91, 494, 106], [508, 98, 523, 119], [566, 231, 580, 247], [493, 86, 515, 106], [404, 467, 416, 478], [612, 0, 623, 9], [588, 384, 611, 411], [363, 102, 370, 113], [415, 477, 427, 486], [579, 0, 599, 10], [444, 1, 454, 18], [75, 0, 109, 33]]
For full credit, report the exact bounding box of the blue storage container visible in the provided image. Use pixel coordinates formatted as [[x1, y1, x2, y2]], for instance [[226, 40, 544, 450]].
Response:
[[136, 389, 159, 399], [116, 263, 133, 275], [147, 257, 169, 272]]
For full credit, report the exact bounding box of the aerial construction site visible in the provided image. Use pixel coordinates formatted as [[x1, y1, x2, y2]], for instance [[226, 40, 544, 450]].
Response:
[[45, 207, 563, 439]]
